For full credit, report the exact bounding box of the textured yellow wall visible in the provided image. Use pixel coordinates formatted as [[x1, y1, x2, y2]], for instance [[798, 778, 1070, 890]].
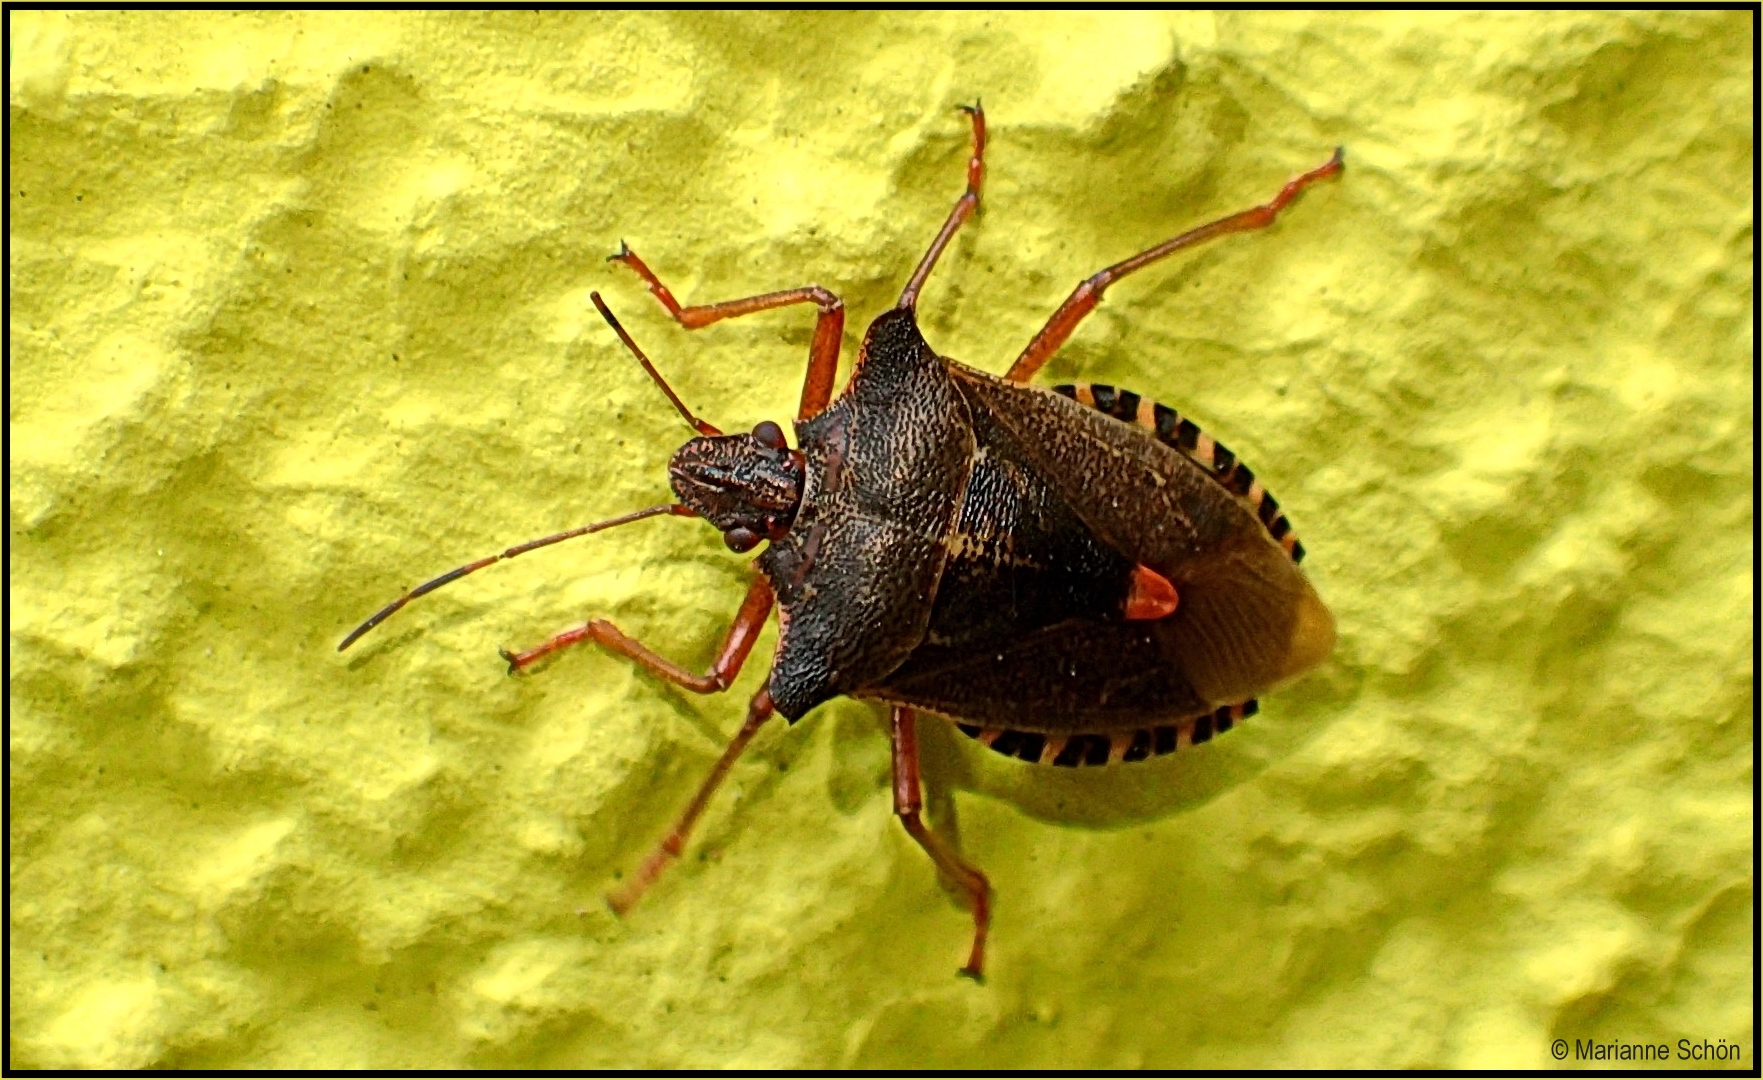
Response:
[[10, 11, 1752, 1069]]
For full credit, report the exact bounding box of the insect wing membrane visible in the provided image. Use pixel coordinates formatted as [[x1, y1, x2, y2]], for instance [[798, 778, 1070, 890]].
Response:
[[945, 365, 1333, 707]]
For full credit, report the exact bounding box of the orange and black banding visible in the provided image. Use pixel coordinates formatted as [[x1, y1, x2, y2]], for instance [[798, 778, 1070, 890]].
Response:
[[954, 700, 1258, 767], [1053, 382, 1307, 564]]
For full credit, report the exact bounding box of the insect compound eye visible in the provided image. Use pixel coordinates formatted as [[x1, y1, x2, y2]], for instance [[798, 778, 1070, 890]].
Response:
[[723, 526, 761, 553], [751, 420, 787, 450]]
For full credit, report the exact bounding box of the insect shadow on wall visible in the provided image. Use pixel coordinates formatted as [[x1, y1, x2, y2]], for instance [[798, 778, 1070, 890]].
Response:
[[341, 102, 1341, 979]]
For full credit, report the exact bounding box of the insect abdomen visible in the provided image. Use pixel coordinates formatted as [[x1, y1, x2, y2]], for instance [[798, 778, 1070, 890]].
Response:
[[956, 700, 1259, 766], [1052, 383, 1307, 564]]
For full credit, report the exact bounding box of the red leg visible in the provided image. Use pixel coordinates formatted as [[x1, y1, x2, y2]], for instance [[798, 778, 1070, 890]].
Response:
[[896, 102, 987, 311], [608, 686, 777, 915], [1005, 148, 1344, 383], [891, 705, 991, 980], [500, 575, 774, 690], [609, 243, 845, 421]]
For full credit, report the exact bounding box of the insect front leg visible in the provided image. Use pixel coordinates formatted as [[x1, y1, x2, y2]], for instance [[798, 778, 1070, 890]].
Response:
[[891, 705, 992, 980], [608, 244, 845, 421], [1005, 148, 1344, 383], [500, 575, 774, 691]]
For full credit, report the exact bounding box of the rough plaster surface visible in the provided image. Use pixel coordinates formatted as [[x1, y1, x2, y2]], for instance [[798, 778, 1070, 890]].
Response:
[[9, 10, 1753, 1070]]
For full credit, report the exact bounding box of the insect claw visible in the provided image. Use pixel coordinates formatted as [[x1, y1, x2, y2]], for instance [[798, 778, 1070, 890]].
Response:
[[499, 647, 522, 675], [608, 239, 630, 262]]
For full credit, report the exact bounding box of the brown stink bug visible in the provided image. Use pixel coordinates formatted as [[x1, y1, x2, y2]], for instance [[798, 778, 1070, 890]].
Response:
[[340, 104, 1340, 979]]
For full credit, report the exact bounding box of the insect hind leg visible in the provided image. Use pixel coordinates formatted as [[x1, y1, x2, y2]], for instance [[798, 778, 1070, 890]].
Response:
[[891, 705, 992, 980], [1005, 148, 1343, 383]]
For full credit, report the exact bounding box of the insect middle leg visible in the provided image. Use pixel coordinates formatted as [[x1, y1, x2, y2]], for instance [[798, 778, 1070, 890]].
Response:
[[608, 685, 778, 915], [896, 102, 987, 311], [1005, 148, 1344, 383], [500, 574, 774, 691], [609, 243, 846, 421], [891, 704, 992, 980]]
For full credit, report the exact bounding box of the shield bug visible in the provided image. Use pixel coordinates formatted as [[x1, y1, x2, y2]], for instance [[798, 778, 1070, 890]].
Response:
[[341, 104, 1340, 980]]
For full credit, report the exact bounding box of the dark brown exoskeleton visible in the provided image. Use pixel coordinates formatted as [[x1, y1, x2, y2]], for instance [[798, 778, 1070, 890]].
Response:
[[341, 105, 1340, 979]]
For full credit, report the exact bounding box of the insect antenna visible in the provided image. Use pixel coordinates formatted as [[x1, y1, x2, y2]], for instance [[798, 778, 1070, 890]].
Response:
[[337, 503, 697, 651], [591, 291, 722, 437]]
